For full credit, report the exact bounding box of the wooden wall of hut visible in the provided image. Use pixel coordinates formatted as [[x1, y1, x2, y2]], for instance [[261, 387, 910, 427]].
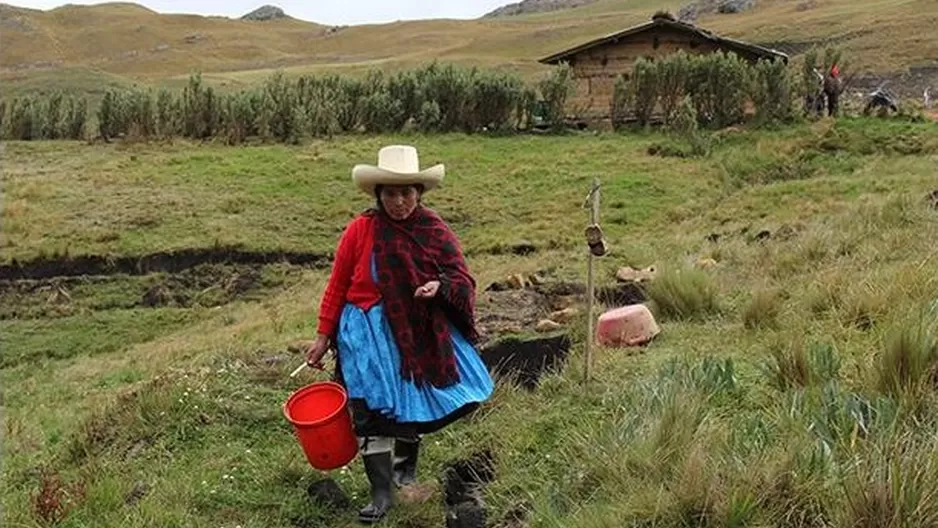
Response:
[[565, 27, 725, 124]]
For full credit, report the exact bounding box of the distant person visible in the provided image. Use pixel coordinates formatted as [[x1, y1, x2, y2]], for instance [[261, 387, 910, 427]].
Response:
[[825, 63, 842, 117], [305, 145, 494, 524]]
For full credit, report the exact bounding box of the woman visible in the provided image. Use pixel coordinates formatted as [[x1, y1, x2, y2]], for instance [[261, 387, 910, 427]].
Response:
[[306, 145, 494, 524]]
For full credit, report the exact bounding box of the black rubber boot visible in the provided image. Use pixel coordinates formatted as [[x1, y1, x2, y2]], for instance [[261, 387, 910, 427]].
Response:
[[393, 437, 420, 487], [359, 451, 394, 524]]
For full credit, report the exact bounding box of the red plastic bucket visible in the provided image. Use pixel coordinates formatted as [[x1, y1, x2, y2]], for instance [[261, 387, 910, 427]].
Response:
[[283, 381, 358, 471]]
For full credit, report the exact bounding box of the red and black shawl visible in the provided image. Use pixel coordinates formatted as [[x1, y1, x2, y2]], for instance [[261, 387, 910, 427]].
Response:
[[367, 206, 478, 388]]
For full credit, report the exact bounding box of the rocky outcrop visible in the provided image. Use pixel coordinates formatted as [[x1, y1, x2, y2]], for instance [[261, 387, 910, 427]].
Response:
[[678, 0, 757, 22], [483, 0, 598, 18], [241, 5, 288, 21]]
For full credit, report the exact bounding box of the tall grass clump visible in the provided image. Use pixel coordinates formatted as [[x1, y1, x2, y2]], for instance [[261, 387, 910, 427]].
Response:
[[743, 288, 782, 329], [840, 436, 938, 528], [764, 339, 841, 390], [873, 314, 938, 401], [647, 267, 720, 321]]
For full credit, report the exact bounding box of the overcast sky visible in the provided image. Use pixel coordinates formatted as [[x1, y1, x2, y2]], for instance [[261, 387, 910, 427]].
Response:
[[7, 0, 514, 25]]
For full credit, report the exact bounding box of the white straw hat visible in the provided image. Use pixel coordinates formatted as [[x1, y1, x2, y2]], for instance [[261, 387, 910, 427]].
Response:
[[351, 145, 445, 195]]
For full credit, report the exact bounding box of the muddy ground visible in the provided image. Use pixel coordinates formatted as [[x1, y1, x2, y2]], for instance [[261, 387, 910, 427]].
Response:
[[0, 262, 305, 320]]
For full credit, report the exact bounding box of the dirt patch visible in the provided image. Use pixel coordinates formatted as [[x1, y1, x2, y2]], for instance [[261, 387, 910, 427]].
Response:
[[307, 479, 351, 511], [442, 450, 496, 528], [139, 264, 263, 308], [0, 246, 330, 281], [479, 334, 572, 390], [476, 289, 552, 341], [0, 263, 299, 319]]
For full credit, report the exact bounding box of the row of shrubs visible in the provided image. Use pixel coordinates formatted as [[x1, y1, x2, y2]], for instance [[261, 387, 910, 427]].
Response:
[[612, 50, 797, 129], [1, 63, 577, 143], [0, 94, 88, 140], [0, 51, 842, 142]]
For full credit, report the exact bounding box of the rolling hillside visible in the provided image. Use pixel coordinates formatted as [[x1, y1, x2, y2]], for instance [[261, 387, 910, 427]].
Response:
[[1, 0, 936, 97]]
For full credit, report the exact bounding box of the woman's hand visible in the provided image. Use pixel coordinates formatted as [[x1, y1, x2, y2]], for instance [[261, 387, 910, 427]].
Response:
[[306, 334, 331, 369], [414, 280, 441, 299]]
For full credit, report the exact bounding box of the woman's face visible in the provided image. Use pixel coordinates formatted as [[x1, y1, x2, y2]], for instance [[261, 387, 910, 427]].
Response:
[[379, 185, 420, 220]]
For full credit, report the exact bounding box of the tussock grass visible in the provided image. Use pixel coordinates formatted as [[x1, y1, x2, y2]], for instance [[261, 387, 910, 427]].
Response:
[[840, 434, 938, 528], [763, 338, 841, 391], [743, 288, 783, 330], [874, 314, 938, 401], [646, 267, 720, 322]]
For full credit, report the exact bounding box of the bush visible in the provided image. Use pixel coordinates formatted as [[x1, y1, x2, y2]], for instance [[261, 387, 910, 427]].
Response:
[[610, 74, 632, 130], [629, 57, 658, 126], [516, 87, 538, 130], [647, 267, 720, 321], [261, 72, 297, 142], [470, 70, 523, 131], [418, 63, 472, 132], [753, 58, 795, 124], [417, 100, 442, 132], [657, 51, 691, 123], [155, 89, 179, 137], [221, 92, 259, 144], [0, 93, 87, 140], [649, 96, 710, 157], [97, 90, 122, 140], [538, 63, 575, 130]]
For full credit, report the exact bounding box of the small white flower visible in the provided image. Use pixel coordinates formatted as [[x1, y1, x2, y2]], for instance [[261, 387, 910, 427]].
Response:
[[223, 474, 230, 480], [178, 399, 183, 403], [245, 449, 252, 454], [193, 405, 199, 410], [244, 395, 251, 400], [201, 481, 207, 486]]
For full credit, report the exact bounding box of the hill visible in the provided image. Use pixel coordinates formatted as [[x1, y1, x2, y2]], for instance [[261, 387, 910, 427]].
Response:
[[1, 0, 936, 97]]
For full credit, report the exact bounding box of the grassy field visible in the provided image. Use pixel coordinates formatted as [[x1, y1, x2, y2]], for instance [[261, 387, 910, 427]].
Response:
[[2, 0, 936, 98], [3, 117, 938, 527]]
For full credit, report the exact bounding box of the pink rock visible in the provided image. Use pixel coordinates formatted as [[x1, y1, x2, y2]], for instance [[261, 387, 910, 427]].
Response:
[[596, 304, 660, 347]]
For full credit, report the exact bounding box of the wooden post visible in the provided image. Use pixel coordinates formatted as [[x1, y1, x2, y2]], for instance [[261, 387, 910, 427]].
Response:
[[584, 179, 601, 383]]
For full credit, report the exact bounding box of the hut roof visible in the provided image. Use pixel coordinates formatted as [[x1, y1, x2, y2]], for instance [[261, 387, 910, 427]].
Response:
[[538, 17, 789, 65]]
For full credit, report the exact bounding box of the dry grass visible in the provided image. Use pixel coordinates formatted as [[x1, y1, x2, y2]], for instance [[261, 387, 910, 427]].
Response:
[[743, 287, 783, 329]]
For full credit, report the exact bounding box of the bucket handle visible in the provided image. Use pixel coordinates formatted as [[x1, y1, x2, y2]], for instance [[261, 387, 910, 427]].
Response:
[[289, 346, 335, 378]]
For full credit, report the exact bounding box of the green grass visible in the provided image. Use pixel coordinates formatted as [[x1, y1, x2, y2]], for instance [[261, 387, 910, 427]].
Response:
[[3, 117, 938, 527]]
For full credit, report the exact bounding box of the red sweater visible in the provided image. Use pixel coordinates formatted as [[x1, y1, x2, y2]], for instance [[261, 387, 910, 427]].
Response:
[[317, 215, 382, 337]]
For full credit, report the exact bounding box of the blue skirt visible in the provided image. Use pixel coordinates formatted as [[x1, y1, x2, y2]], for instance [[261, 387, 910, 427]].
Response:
[[335, 302, 494, 427]]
